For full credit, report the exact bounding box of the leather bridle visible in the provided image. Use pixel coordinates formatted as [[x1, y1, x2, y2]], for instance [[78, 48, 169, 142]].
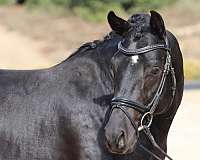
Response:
[[108, 36, 176, 160]]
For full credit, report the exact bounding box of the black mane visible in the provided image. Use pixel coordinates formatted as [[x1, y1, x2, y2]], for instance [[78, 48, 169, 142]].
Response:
[[67, 31, 119, 59]]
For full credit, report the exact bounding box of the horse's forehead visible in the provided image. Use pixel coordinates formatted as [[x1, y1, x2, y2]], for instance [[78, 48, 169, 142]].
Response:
[[126, 32, 156, 49], [143, 50, 165, 64], [131, 55, 139, 65], [130, 53, 162, 67]]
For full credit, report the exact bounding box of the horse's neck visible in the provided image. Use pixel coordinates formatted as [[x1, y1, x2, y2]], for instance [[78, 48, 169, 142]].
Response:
[[149, 31, 184, 147], [54, 39, 119, 96]]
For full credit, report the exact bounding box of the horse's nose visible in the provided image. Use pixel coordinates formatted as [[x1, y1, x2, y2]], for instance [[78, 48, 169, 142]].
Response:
[[105, 129, 126, 152], [116, 131, 126, 150]]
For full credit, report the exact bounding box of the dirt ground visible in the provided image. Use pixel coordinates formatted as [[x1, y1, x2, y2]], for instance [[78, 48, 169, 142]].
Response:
[[0, 24, 52, 69], [168, 90, 200, 159]]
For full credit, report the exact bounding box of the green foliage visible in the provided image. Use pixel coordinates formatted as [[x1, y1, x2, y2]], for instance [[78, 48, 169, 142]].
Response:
[[26, 0, 69, 7], [73, 2, 126, 22], [0, 0, 177, 21], [118, 0, 175, 12], [25, 0, 70, 16], [69, 0, 176, 20], [0, 0, 13, 5]]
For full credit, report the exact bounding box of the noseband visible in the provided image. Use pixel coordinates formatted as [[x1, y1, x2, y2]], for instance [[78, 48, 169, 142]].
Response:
[[108, 37, 176, 160]]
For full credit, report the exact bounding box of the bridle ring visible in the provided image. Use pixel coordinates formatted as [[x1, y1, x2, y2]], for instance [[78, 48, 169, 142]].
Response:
[[138, 112, 153, 132]]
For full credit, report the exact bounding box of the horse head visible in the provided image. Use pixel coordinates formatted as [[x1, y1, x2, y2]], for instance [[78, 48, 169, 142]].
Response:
[[104, 10, 177, 155]]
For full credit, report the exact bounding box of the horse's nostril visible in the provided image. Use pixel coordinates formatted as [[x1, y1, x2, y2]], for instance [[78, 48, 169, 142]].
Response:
[[116, 131, 126, 150]]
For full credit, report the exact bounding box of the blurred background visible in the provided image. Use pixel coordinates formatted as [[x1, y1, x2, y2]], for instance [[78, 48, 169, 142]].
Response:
[[0, 0, 199, 159]]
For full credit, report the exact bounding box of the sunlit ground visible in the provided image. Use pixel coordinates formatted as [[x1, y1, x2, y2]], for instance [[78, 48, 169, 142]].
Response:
[[168, 90, 200, 159]]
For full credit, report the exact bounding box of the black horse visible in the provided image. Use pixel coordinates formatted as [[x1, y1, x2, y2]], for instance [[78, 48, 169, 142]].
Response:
[[103, 11, 184, 160], [0, 10, 183, 160]]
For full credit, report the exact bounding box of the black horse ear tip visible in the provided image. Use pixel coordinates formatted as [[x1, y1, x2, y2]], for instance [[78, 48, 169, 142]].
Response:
[[150, 10, 162, 17], [150, 10, 158, 15], [108, 11, 114, 14], [107, 11, 115, 18], [150, 10, 156, 13]]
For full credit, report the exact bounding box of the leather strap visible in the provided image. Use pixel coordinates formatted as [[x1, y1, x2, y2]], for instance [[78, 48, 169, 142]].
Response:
[[111, 97, 149, 113], [118, 41, 170, 56]]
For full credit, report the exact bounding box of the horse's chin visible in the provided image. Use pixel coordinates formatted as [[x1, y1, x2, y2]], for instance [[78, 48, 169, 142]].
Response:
[[107, 148, 134, 155], [105, 141, 136, 155]]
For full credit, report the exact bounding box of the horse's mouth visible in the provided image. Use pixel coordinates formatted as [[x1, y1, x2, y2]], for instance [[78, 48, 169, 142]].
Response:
[[105, 140, 133, 155]]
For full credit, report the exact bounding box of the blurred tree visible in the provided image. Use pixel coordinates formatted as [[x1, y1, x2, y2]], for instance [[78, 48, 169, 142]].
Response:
[[23, 0, 176, 21], [16, 0, 26, 4]]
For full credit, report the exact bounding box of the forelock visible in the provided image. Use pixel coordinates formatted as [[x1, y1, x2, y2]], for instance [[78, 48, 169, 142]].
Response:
[[128, 14, 150, 35]]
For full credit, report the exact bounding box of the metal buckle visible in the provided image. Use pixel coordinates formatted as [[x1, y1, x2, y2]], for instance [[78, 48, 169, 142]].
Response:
[[138, 112, 153, 132]]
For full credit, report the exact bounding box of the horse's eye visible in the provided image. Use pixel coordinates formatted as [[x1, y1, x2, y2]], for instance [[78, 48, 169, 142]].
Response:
[[150, 67, 161, 75]]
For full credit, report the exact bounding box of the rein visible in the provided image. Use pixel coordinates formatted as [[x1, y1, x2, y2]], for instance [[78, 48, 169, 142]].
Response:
[[109, 37, 176, 160]]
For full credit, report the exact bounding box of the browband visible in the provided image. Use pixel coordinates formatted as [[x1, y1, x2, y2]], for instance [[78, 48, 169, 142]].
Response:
[[118, 41, 170, 56]]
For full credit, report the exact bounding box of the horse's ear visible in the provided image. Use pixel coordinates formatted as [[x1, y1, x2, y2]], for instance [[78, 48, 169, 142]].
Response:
[[107, 11, 131, 35], [150, 10, 166, 38]]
